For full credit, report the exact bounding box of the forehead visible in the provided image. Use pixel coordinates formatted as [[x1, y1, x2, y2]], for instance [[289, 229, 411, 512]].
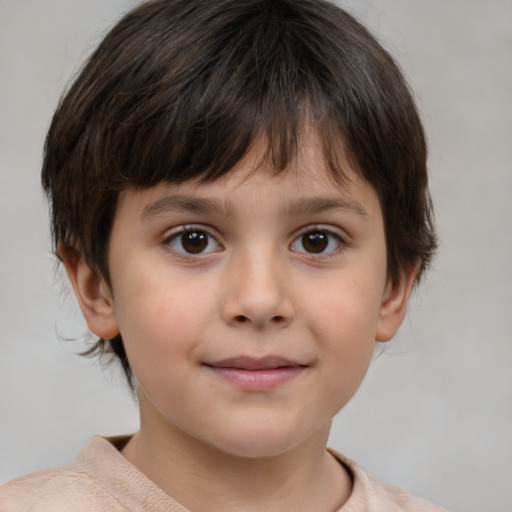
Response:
[[115, 138, 382, 227]]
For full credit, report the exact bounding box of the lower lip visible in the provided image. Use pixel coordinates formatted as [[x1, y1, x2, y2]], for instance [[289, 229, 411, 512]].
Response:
[[205, 366, 305, 391]]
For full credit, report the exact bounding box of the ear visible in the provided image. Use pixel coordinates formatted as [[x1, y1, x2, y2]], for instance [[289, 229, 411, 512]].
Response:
[[376, 268, 416, 342], [58, 243, 120, 340]]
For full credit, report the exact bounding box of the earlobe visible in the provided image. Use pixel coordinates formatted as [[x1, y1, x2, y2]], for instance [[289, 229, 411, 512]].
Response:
[[375, 268, 416, 342], [58, 243, 120, 340]]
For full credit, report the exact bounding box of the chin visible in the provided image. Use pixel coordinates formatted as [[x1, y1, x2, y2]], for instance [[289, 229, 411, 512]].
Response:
[[212, 437, 297, 460], [204, 418, 320, 460]]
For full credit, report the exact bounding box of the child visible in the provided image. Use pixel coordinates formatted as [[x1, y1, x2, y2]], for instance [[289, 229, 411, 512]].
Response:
[[1, 0, 444, 510]]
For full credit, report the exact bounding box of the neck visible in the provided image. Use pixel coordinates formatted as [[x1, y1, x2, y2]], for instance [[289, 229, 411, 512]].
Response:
[[121, 397, 351, 511]]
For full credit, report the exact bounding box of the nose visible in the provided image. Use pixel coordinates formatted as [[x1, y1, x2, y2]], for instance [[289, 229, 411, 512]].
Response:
[[220, 250, 295, 329]]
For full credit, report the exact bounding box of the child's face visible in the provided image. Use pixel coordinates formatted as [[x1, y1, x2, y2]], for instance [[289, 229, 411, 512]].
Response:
[[75, 138, 411, 459]]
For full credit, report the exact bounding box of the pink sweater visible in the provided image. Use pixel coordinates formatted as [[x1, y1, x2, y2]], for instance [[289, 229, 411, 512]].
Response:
[[0, 436, 448, 511]]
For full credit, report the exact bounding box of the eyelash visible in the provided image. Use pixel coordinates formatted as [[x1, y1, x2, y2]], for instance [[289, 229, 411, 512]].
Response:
[[162, 225, 345, 259]]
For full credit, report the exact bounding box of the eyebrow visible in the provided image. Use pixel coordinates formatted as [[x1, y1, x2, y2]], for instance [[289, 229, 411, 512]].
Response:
[[141, 195, 234, 220], [140, 194, 369, 220], [281, 197, 369, 218]]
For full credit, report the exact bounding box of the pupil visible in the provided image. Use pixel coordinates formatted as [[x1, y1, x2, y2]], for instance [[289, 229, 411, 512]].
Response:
[[182, 231, 208, 253], [303, 232, 327, 253]]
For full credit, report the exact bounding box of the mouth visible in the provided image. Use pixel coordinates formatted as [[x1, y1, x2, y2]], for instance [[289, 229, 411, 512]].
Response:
[[205, 355, 305, 371], [203, 356, 307, 391]]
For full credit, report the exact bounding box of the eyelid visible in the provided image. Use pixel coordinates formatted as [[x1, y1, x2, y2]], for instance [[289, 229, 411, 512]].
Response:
[[293, 224, 346, 241]]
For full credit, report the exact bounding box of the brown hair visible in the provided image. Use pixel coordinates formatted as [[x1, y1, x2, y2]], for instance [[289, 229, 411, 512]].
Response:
[[42, 0, 437, 388]]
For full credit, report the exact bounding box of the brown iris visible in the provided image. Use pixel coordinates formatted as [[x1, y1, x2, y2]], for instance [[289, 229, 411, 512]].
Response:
[[181, 231, 208, 253], [301, 232, 328, 253]]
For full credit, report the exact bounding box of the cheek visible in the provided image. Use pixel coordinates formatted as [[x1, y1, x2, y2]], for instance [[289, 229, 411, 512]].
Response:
[[314, 315, 375, 418], [305, 273, 384, 344], [112, 270, 215, 377], [303, 276, 383, 403]]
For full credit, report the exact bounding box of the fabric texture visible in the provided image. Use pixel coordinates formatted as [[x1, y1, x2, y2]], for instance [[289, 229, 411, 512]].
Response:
[[0, 436, 448, 511]]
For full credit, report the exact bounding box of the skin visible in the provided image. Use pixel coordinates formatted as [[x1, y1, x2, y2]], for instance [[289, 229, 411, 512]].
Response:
[[62, 138, 415, 511]]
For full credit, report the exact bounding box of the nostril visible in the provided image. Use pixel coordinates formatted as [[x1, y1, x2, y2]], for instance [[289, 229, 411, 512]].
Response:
[[232, 314, 288, 325]]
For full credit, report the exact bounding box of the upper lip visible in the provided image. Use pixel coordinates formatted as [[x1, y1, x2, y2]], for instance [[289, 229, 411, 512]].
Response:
[[205, 356, 304, 371]]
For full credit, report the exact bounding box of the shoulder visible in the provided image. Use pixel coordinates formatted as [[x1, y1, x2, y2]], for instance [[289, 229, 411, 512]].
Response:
[[328, 449, 450, 512], [0, 435, 186, 512], [0, 464, 125, 512], [0, 436, 139, 512], [361, 472, 449, 512]]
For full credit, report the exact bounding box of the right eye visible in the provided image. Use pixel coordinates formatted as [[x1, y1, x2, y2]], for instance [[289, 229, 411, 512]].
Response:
[[290, 228, 343, 256], [166, 228, 221, 255]]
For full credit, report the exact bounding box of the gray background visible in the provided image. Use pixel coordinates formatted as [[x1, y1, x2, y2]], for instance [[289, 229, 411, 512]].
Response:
[[1, 1, 511, 510]]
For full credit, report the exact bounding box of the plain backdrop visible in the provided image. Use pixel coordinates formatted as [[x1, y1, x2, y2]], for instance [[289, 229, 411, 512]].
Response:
[[1, 1, 511, 511]]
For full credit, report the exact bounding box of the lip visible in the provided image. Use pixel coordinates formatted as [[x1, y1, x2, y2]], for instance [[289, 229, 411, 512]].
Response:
[[206, 355, 303, 371], [204, 356, 307, 391]]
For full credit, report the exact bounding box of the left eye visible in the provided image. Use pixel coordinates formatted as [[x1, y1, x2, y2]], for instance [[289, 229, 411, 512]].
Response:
[[290, 230, 342, 254], [167, 229, 221, 255]]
